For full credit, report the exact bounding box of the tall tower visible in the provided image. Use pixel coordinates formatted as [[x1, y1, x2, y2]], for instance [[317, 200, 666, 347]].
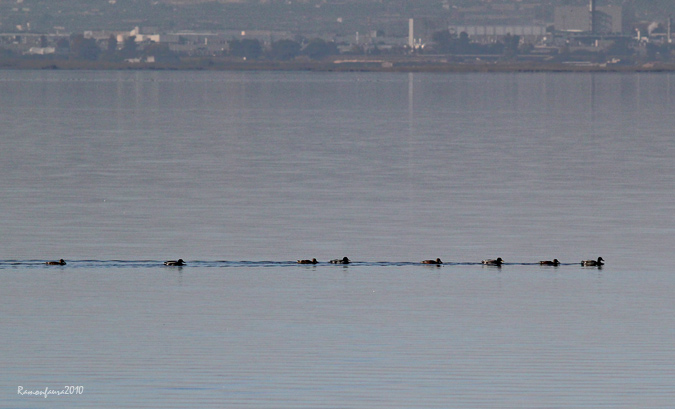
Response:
[[589, 0, 596, 34], [408, 19, 414, 48]]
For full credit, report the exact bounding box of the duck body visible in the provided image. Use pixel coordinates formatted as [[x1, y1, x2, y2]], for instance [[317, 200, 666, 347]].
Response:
[[581, 257, 604, 266], [330, 257, 350, 264], [46, 259, 66, 265], [421, 258, 443, 265], [298, 258, 318, 264], [539, 259, 560, 266], [482, 257, 503, 266], [164, 259, 185, 266]]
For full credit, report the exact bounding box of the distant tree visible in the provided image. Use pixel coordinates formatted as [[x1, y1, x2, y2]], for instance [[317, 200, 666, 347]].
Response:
[[484, 42, 505, 55], [56, 37, 70, 53], [433, 30, 518, 56], [519, 42, 534, 55], [502, 33, 520, 59], [557, 45, 571, 62], [121, 36, 138, 58], [644, 42, 673, 61], [606, 38, 632, 56], [70, 34, 101, 61], [143, 43, 180, 63], [228, 38, 262, 60], [107, 35, 118, 53], [432, 30, 455, 53], [457, 31, 471, 54], [268, 39, 301, 60], [301, 38, 338, 60], [368, 44, 381, 55]]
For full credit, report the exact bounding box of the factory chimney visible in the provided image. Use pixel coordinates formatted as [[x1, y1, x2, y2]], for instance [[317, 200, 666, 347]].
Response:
[[589, 0, 596, 34]]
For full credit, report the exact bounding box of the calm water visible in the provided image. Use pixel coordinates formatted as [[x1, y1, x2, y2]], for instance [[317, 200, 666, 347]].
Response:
[[1, 70, 674, 408]]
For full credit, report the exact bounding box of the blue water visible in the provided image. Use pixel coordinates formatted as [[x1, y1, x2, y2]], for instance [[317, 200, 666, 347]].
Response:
[[1, 70, 674, 408]]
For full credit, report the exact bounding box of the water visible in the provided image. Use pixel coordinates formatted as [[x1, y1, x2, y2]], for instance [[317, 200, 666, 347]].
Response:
[[1, 70, 674, 408]]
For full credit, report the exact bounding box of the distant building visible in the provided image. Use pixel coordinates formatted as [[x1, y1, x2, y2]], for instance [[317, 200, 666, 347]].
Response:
[[26, 47, 55, 55], [554, 6, 624, 34]]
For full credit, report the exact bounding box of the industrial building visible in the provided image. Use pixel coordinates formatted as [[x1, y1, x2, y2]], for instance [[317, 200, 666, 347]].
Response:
[[554, 5, 624, 34]]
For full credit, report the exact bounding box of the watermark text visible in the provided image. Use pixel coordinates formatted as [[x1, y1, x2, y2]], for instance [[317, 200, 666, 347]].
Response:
[[17, 385, 83, 398]]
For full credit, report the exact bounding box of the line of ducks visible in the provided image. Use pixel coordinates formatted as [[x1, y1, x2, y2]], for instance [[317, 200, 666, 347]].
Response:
[[44, 259, 187, 266], [419, 257, 604, 266], [297, 256, 605, 267], [298, 257, 351, 264], [45, 256, 604, 267]]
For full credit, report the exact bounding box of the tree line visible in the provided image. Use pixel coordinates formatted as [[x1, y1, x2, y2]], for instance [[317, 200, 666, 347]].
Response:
[[12, 31, 521, 63], [430, 30, 522, 57], [23, 35, 343, 62], [229, 38, 339, 61], [14, 30, 673, 64]]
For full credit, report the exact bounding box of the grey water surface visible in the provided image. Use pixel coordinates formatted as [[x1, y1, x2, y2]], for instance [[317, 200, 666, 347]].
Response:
[[1, 70, 674, 408]]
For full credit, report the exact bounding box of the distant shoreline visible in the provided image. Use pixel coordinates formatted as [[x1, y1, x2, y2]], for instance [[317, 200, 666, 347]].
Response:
[[2, 58, 675, 73]]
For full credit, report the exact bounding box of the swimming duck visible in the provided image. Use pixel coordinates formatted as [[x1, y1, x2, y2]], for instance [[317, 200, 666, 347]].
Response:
[[539, 259, 560, 266], [421, 258, 443, 264], [46, 259, 66, 265], [298, 258, 318, 264], [482, 257, 503, 266], [330, 257, 350, 264], [581, 257, 604, 266], [164, 259, 185, 266]]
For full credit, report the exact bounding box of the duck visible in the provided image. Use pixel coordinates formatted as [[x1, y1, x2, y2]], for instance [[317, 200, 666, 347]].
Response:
[[46, 259, 66, 265], [539, 259, 560, 266], [581, 257, 604, 267], [298, 258, 318, 264], [421, 258, 443, 265], [330, 257, 350, 264], [164, 259, 185, 266], [482, 257, 503, 266]]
